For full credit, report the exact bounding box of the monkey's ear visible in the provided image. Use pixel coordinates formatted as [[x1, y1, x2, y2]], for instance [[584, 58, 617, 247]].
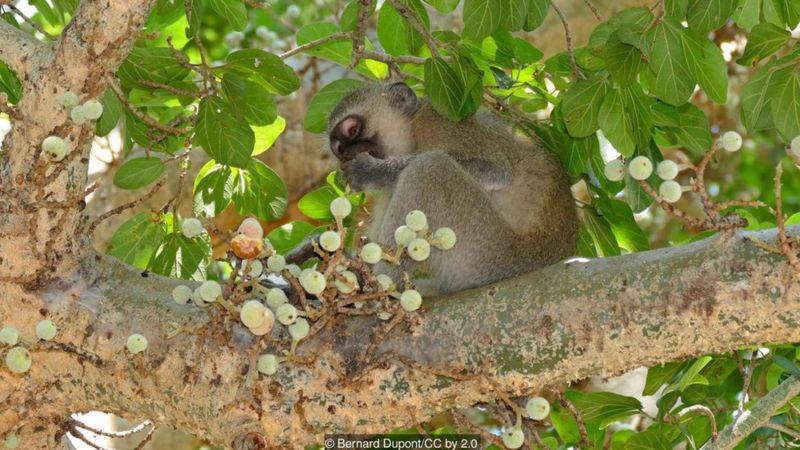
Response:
[[386, 81, 418, 110]]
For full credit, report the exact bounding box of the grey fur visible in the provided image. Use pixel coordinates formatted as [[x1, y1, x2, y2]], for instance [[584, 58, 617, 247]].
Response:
[[328, 82, 578, 296]]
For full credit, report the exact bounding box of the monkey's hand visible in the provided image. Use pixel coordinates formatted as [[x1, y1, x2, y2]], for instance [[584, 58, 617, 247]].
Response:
[[340, 153, 411, 191]]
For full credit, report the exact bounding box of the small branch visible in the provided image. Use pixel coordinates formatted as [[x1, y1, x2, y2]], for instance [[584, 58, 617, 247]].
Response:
[[550, 1, 579, 80], [87, 178, 167, 234], [137, 80, 200, 98], [107, 76, 188, 136], [700, 375, 800, 450], [638, 180, 714, 231], [360, 49, 427, 65], [554, 391, 590, 448], [582, 0, 604, 21], [676, 405, 718, 441], [0, 16, 45, 76], [280, 31, 350, 59], [773, 163, 800, 274], [5, 3, 57, 40], [764, 422, 800, 442], [349, 0, 372, 69]]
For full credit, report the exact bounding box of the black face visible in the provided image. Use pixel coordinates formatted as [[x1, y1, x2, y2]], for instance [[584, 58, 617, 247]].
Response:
[[329, 114, 383, 162]]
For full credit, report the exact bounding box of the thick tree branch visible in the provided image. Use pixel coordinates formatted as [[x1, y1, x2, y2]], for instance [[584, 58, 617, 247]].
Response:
[[0, 18, 43, 76], [2, 227, 799, 448]]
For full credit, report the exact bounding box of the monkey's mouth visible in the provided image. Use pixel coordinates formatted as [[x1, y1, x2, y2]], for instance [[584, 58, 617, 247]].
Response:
[[330, 137, 385, 161]]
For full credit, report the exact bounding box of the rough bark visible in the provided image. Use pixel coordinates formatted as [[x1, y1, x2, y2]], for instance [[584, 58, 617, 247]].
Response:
[[1, 226, 799, 448]]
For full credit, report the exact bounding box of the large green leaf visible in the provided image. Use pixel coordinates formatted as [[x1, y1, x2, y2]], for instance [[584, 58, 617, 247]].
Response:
[[424, 0, 460, 13], [195, 96, 254, 168], [220, 73, 277, 126], [686, 0, 737, 33], [583, 208, 620, 257], [740, 57, 784, 131], [304, 79, 364, 133], [647, 19, 694, 106], [298, 186, 339, 221], [424, 57, 468, 121], [737, 22, 791, 66], [670, 103, 712, 155], [0, 60, 22, 104], [208, 0, 247, 30], [560, 74, 609, 138], [595, 196, 650, 252], [232, 158, 288, 220], [267, 221, 319, 255], [96, 89, 123, 137], [107, 213, 166, 269], [463, 0, 509, 41], [251, 117, 285, 156], [643, 362, 685, 396], [733, 0, 760, 30], [523, 0, 550, 31], [193, 161, 234, 218], [770, 66, 800, 140], [225, 49, 300, 95], [598, 87, 636, 157], [377, 0, 429, 56], [565, 390, 643, 429], [295, 22, 388, 79], [682, 32, 728, 104], [113, 157, 165, 190], [150, 229, 210, 280], [604, 31, 645, 86], [118, 47, 190, 87]]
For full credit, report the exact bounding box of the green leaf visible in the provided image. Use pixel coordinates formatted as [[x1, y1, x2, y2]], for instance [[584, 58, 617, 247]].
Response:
[[267, 221, 318, 254], [118, 47, 190, 87], [304, 79, 365, 133], [677, 356, 713, 391], [107, 213, 166, 269], [96, 89, 123, 137], [208, 0, 247, 30], [225, 49, 300, 95], [565, 390, 642, 428], [452, 52, 483, 117], [647, 19, 695, 106], [0, 60, 22, 104], [604, 31, 646, 86], [651, 102, 681, 127], [220, 73, 277, 126], [298, 186, 339, 221], [150, 230, 210, 280], [770, 66, 800, 140], [377, 0, 429, 56], [232, 159, 288, 220], [686, 0, 737, 33], [773, 355, 800, 377], [463, 0, 508, 41], [733, 0, 760, 30], [424, 0, 460, 13], [424, 56, 468, 121], [583, 208, 620, 257], [113, 157, 165, 190], [682, 32, 728, 104], [595, 196, 650, 252], [599, 87, 636, 157], [252, 116, 286, 156], [296, 22, 388, 79], [624, 425, 675, 450], [193, 161, 234, 218], [621, 84, 654, 150], [644, 362, 685, 395], [737, 22, 791, 66], [560, 75, 609, 138], [740, 57, 785, 131], [505, 0, 530, 30], [523, 0, 550, 31], [195, 96, 254, 168], [665, 0, 688, 19], [670, 103, 712, 155]]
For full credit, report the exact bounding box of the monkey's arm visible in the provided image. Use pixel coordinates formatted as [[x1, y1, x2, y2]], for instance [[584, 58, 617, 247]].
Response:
[[342, 153, 512, 191]]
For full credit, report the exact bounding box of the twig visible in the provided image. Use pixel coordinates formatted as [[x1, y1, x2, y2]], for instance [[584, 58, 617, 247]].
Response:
[[107, 76, 188, 136], [360, 49, 427, 65], [137, 80, 200, 97], [280, 31, 350, 59], [773, 163, 800, 274], [349, 0, 372, 69], [700, 375, 800, 450], [582, 0, 604, 21], [554, 391, 590, 448], [87, 178, 167, 234], [765, 422, 800, 442], [5, 3, 57, 40], [677, 404, 718, 441], [550, 1, 579, 80], [638, 180, 713, 231]]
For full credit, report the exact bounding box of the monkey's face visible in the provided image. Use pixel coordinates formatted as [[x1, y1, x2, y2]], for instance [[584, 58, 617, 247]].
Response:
[[328, 82, 419, 162]]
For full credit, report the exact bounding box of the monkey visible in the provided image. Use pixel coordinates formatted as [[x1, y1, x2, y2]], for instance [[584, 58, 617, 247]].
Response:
[[325, 81, 578, 296]]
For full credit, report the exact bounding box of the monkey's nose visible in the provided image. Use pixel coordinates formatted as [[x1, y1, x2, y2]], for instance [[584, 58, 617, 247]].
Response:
[[336, 115, 362, 139], [330, 137, 342, 158]]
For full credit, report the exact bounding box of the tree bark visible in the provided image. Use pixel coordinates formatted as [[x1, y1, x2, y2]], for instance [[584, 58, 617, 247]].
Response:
[[1, 226, 798, 448]]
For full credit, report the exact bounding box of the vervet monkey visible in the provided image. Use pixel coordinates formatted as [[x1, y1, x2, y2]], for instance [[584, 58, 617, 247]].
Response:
[[326, 81, 577, 296]]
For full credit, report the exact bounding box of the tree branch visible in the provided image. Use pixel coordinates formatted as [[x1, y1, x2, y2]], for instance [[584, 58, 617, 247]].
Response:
[[700, 375, 800, 450], [0, 17, 44, 76], [2, 227, 800, 447]]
